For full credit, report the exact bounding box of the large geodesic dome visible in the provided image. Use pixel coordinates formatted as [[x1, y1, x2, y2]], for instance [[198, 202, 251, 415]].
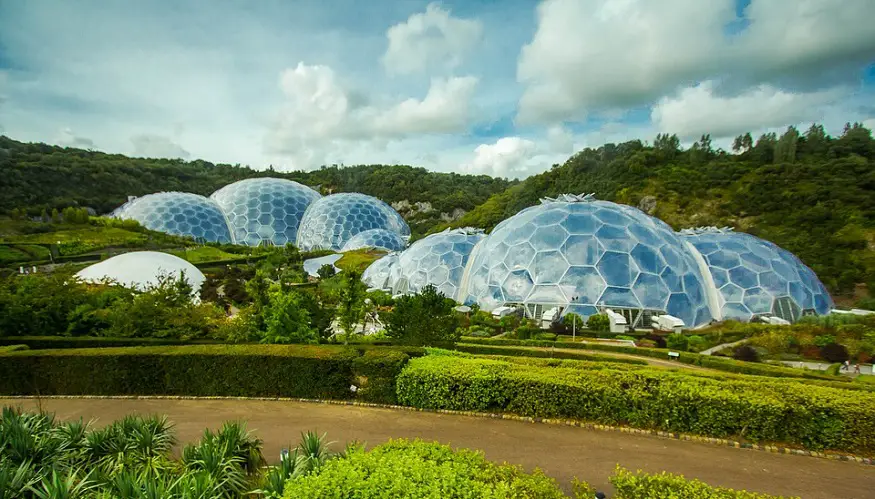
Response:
[[362, 252, 399, 290], [75, 251, 205, 300], [681, 228, 833, 322], [340, 229, 408, 252], [210, 178, 321, 246], [460, 194, 714, 328], [390, 228, 485, 299], [296, 193, 410, 251], [114, 192, 232, 244]]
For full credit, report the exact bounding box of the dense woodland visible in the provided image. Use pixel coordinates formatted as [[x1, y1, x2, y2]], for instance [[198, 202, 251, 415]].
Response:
[[0, 136, 513, 236], [1, 123, 874, 303], [445, 123, 875, 304]]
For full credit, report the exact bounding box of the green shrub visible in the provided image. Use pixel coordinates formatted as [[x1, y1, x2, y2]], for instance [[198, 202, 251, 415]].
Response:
[[0, 344, 416, 404], [586, 313, 610, 332], [826, 363, 842, 376], [282, 439, 566, 498], [666, 333, 689, 351], [454, 343, 647, 365], [0, 344, 28, 353], [0, 335, 217, 349], [386, 285, 460, 346], [533, 332, 558, 341], [459, 336, 841, 382], [820, 343, 850, 363], [396, 355, 875, 454], [733, 345, 761, 362], [608, 466, 794, 498]]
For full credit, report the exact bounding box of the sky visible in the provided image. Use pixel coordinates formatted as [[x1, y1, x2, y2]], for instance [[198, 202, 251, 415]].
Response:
[[1, 0, 874, 179]]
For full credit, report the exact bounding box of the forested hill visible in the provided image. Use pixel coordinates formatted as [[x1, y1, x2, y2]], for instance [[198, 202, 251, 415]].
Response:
[[447, 124, 875, 303], [0, 136, 513, 235]]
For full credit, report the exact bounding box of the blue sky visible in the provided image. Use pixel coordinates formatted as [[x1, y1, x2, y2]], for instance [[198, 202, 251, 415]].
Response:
[[0, 0, 873, 178]]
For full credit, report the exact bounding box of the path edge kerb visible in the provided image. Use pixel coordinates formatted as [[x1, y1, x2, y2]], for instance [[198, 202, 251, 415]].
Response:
[[6, 395, 873, 466]]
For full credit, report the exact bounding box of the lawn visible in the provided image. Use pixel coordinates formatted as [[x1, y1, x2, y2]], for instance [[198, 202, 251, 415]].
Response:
[[336, 249, 385, 273], [169, 246, 246, 263]]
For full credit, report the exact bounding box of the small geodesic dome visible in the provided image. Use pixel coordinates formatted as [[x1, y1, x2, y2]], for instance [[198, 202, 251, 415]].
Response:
[[681, 228, 833, 322], [340, 228, 408, 252], [390, 228, 485, 300], [210, 177, 321, 246], [460, 194, 714, 328], [113, 192, 232, 243], [296, 193, 410, 251], [75, 251, 205, 300]]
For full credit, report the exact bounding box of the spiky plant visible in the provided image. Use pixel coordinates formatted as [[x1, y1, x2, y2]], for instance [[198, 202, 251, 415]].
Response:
[[28, 468, 95, 499], [182, 436, 248, 497], [213, 421, 265, 474], [0, 459, 37, 499], [252, 448, 303, 498], [296, 431, 335, 474]]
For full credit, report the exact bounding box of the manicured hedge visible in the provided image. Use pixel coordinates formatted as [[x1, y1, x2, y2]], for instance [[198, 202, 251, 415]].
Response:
[[0, 345, 28, 353], [454, 343, 647, 366], [0, 336, 220, 350], [282, 439, 566, 498], [460, 336, 841, 381], [0, 344, 418, 404], [396, 355, 875, 454], [607, 467, 793, 498]]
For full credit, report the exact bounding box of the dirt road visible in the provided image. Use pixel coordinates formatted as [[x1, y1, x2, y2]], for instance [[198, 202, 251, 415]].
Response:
[[3, 398, 871, 498]]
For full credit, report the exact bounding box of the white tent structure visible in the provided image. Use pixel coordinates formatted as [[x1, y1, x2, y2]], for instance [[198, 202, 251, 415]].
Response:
[[75, 251, 205, 300]]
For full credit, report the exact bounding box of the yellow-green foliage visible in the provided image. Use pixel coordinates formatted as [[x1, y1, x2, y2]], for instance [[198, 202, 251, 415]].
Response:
[[282, 439, 566, 499], [335, 249, 384, 273], [396, 355, 875, 454], [606, 466, 795, 499], [169, 246, 244, 263]]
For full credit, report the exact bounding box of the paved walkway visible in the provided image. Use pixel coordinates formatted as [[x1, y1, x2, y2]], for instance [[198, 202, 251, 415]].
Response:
[[700, 338, 748, 356], [3, 398, 872, 498]]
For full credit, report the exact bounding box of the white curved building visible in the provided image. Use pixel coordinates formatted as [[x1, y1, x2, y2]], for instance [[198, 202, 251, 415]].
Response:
[[75, 251, 205, 300]]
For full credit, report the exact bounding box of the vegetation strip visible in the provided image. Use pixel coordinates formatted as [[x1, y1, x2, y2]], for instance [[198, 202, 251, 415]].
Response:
[[5, 395, 872, 466]]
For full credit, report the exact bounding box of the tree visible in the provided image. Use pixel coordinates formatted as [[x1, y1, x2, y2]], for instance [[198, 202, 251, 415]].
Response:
[[50, 208, 61, 223], [666, 333, 689, 351], [317, 264, 336, 280], [733, 345, 760, 362], [774, 126, 799, 163], [262, 288, 318, 344], [820, 343, 850, 363], [385, 285, 460, 346], [337, 269, 366, 341], [563, 313, 585, 333], [586, 313, 609, 332]]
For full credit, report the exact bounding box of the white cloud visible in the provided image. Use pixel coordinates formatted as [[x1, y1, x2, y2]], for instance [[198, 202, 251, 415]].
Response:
[[130, 134, 190, 159], [652, 81, 844, 140], [517, 0, 875, 124], [382, 2, 483, 75], [56, 128, 95, 149], [463, 137, 539, 177], [266, 62, 478, 169], [546, 125, 574, 154]]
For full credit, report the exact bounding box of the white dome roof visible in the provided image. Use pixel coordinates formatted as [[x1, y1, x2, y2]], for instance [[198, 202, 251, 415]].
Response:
[[75, 251, 205, 298]]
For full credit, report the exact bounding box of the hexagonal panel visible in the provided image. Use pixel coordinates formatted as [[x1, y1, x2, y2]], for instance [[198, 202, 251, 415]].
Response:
[[113, 192, 232, 243], [296, 193, 410, 251]]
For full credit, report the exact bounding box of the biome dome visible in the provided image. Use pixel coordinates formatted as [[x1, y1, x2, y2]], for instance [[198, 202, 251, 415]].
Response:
[[459, 194, 714, 328], [210, 178, 321, 246], [75, 251, 205, 300], [362, 252, 400, 290], [114, 192, 232, 244], [389, 227, 485, 300], [340, 228, 408, 252], [296, 193, 410, 251], [680, 227, 833, 322]]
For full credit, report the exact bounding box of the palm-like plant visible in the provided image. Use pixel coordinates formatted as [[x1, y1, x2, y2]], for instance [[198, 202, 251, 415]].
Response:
[[213, 421, 265, 474], [181, 436, 248, 497], [296, 431, 335, 473], [28, 468, 95, 499], [253, 449, 304, 498], [0, 459, 37, 499]]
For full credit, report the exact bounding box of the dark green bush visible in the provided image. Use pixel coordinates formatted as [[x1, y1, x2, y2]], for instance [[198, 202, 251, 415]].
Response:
[[0, 344, 416, 404], [396, 355, 875, 454], [733, 344, 761, 362], [0, 335, 218, 349], [820, 343, 850, 363], [608, 466, 794, 498], [282, 439, 566, 498], [586, 313, 610, 332]]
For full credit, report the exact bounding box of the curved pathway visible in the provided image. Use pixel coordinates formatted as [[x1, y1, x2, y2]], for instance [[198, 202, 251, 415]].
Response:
[[3, 398, 872, 498]]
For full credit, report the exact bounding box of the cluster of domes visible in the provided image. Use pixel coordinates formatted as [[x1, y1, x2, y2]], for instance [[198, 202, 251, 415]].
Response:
[[111, 178, 409, 251], [366, 194, 833, 327]]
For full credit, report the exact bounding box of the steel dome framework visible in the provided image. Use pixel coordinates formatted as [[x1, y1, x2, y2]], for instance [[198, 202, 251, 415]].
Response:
[[389, 227, 485, 299], [296, 193, 410, 251], [115, 192, 233, 244], [210, 178, 321, 247], [340, 228, 409, 252]]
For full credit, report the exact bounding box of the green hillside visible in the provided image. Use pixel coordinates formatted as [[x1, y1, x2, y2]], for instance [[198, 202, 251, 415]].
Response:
[[446, 124, 875, 305], [0, 136, 513, 237]]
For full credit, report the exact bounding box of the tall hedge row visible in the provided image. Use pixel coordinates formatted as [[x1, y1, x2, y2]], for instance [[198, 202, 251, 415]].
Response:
[[0, 336, 219, 350], [606, 467, 793, 499], [454, 343, 647, 365], [459, 337, 840, 381], [396, 355, 875, 454], [0, 344, 417, 404]]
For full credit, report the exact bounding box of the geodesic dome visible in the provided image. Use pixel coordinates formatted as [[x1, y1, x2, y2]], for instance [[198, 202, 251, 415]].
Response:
[[296, 193, 410, 251], [113, 192, 232, 244], [340, 228, 408, 252], [390, 228, 485, 300], [460, 194, 714, 328], [75, 251, 205, 300], [681, 228, 833, 322], [362, 252, 400, 290], [210, 177, 320, 246]]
